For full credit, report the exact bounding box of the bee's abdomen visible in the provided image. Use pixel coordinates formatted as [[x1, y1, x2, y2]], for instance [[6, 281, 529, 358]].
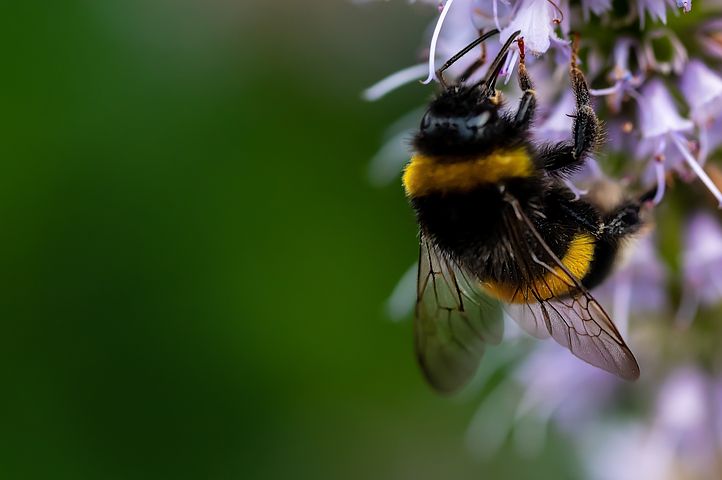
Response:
[[402, 147, 533, 198], [483, 232, 597, 303]]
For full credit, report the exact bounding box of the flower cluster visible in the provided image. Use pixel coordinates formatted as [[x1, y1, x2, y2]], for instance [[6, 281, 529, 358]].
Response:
[[365, 0, 722, 476]]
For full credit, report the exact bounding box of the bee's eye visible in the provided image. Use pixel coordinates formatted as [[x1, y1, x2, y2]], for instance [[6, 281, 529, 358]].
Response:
[[465, 112, 490, 129], [420, 111, 432, 131]]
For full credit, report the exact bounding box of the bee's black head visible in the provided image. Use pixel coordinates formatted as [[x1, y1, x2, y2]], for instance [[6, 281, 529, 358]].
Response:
[[413, 85, 510, 158]]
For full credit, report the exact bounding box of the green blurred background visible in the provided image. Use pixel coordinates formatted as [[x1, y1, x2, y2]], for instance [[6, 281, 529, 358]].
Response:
[[0, 1, 577, 478]]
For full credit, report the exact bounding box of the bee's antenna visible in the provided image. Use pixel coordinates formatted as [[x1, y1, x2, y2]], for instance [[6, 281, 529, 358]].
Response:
[[474, 30, 522, 95], [435, 29, 500, 89]]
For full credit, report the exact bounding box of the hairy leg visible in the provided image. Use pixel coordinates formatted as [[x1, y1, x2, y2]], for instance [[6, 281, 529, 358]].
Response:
[[514, 38, 536, 126]]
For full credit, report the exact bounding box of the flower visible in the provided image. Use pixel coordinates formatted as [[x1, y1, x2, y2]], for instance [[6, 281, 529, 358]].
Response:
[[499, 0, 560, 56], [677, 212, 722, 325], [593, 234, 669, 336], [644, 28, 687, 75], [581, 0, 612, 21], [585, 368, 720, 480], [637, 0, 674, 28], [636, 80, 722, 206], [680, 59, 722, 162], [590, 37, 646, 112], [362, 1, 722, 477]]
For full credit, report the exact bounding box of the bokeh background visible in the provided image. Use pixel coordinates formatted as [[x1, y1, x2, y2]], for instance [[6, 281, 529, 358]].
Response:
[[0, 1, 582, 478]]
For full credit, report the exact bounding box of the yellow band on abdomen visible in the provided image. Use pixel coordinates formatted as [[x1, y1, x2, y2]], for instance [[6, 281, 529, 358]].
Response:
[[402, 148, 533, 198], [483, 233, 596, 304]]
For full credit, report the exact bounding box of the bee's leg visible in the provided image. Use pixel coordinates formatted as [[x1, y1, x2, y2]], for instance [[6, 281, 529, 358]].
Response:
[[570, 36, 601, 161], [514, 38, 536, 127], [539, 38, 601, 177], [600, 202, 644, 239]]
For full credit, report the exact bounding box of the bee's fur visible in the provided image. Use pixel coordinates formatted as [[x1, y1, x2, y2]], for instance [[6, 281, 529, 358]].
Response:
[[404, 41, 646, 301]]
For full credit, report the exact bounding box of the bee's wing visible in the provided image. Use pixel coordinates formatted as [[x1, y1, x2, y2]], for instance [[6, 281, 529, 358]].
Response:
[[415, 235, 504, 394], [504, 301, 551, 339], [501, 195, 640, 381]]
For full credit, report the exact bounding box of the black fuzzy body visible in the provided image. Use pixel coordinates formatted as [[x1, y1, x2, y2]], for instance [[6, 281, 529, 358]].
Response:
[[410, 167, 622, 291]]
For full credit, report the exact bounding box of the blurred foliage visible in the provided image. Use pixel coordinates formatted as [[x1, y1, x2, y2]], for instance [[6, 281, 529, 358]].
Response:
[[0, 1, 581, 478]]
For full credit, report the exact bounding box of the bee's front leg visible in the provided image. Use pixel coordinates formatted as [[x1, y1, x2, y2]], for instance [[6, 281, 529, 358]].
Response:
[[514, 38, 536, 127], [570, 35, 602, 160]]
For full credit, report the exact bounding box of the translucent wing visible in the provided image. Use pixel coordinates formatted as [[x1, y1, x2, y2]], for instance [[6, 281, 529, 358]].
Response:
[[415, 235, 504, 394], [501, 195, 640, 380]]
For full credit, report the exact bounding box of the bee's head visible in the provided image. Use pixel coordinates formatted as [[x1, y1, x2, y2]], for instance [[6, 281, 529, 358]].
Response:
[[413, 85, 506, 157], [411, 29, 523, 159]]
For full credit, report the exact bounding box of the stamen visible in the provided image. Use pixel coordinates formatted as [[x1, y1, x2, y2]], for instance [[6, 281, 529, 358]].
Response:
[[590, 84, 622, 97], [362, 63, 428, 101], [671, 132, 722, 207], [422, 0, 456, 84], [501, 50, 519, 84], [699, 124, 710, 166], [546, 0, 564, 25]]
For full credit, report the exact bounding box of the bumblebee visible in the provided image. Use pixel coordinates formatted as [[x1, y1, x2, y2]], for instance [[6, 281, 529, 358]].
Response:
[[404, 30, 648, 394]]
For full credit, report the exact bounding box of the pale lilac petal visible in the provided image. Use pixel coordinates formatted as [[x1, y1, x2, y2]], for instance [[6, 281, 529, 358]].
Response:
[[362, 63, 429, 101], [644, 28, 688, 75], [682, 212, 722, 306], [533, 89, 575, 143], [637, 0, 671, 28], [582, 0, 612, 20], [472, 0, 513, 31], [500, 0, 556, 56], [422, 0, 458, 84], [637, 80, 694, 139], [697, 18, 722, 59], [680, 59, 722, 122]]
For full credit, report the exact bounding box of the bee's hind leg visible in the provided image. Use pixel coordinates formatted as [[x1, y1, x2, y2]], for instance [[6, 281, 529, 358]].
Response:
[[538, 36, 601, 178], [601, 202, 644, 239], [570, 34, 602, 161], [514, 38, 536, 127]]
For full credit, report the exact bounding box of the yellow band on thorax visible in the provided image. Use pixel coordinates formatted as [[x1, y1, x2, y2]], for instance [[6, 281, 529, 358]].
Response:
[[483, 233, 596, 304], [402, 147, 533, 197]]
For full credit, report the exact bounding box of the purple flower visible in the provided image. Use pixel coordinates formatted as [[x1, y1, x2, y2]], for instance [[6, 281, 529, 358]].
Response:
[[581, 0, 612, 21], [585, 368, 719, 480], [697, 18, 722, 60], [590, 38, 646, 112], [636, 80, 722, 206], [680, 60, 722, 121], [471, 0, 513, 32], [512, 344, 619, 432], [677, 212, 722, 325], [636, 0, 674, 28], [680, 59, 722, 163], [643, 28, 687, 75], [466, 342, 620, 459], [532, 89, 575, 143], [593, 235, 669, 336], [499, 0, 563, 56]]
